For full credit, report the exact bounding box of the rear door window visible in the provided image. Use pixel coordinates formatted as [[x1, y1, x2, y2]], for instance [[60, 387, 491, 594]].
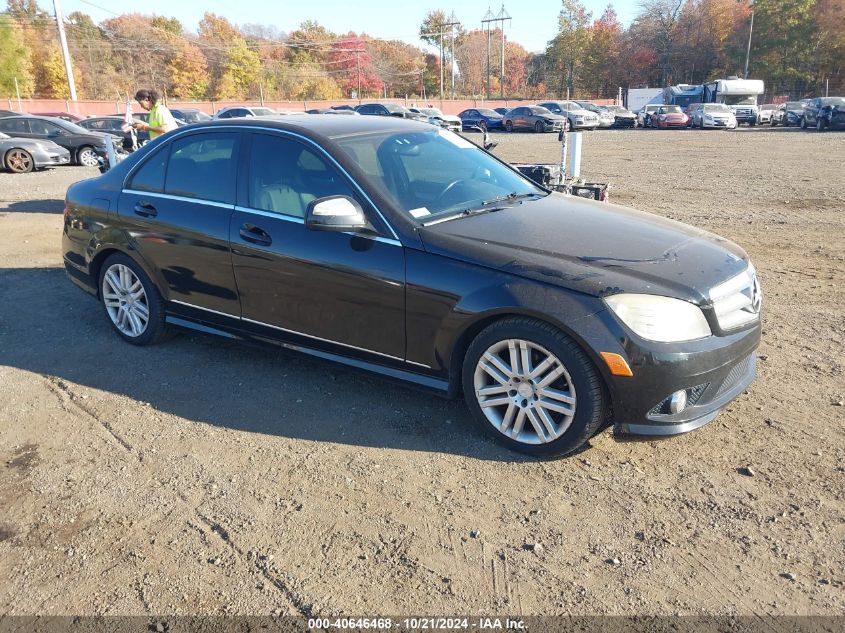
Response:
[[164, 133, 238, 203]]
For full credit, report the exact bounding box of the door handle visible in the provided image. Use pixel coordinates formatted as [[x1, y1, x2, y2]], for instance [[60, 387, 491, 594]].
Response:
[[133, 201, 157, 217], [239, 223, 272, 246]]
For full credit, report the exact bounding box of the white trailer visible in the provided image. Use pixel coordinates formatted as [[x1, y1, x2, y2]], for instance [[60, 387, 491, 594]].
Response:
[[625, 88, 664, 113]]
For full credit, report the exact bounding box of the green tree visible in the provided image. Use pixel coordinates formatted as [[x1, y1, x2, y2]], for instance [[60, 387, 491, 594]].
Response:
[[546, 0, 592, 97], [0, 18, 33, 97]]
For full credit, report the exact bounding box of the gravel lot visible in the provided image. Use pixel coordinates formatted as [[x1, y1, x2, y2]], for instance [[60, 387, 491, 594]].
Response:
[[1, 127, 843, 617]]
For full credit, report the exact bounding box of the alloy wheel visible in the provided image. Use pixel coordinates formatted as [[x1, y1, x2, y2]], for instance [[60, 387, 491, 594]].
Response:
[[6, 149, 33, 173], [101, 263, 150, 337], [473, 338, 577, 445], [78, 147, 99, 167]]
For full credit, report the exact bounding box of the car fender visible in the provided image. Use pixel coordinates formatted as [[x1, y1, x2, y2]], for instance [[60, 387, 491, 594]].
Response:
[[85, 227, 158, 298]]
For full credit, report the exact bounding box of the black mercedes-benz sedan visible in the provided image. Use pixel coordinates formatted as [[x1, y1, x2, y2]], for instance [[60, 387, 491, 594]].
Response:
[[62, 116, 761, 457]]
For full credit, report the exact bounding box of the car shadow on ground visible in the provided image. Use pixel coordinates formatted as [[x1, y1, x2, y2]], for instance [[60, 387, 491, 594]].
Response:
[[2, 199, 65, 213], [1, 267, 559, 463]]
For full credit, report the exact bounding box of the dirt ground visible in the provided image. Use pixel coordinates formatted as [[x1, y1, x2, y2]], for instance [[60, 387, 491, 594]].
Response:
[[0, 126, 843, 618]]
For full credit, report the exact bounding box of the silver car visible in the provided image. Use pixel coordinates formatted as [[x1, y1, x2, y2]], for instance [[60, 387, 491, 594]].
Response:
[[537, 101, 599, 130], [0, 131, 70, 173]]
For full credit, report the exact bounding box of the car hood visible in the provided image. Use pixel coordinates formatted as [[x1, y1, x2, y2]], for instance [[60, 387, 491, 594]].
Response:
[[0, 137, 66, 152], [417, 193, 749, 303]]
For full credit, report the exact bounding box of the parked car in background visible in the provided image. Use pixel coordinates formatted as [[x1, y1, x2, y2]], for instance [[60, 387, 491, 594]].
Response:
[[457, 108, 505, 131], [409, 107, 462, 132], [651, 105, 689, 129], [306, 108, 359, 115], [0, 130, 70, 173], [355, 103, 428, 122], [771, 101, 805, 127], [637, 104, 662, 127], [802, 97, 845, 130], [78, 116, 147, 151], [503, 106, 568, 133], [0, 115, 115, 166], [170, 108, 212, 124], [757, 104, 777, 125], [213, 106, 277, 119], [493, 107, 510, 116], [330, 105, 357, 111], [63, 115, 761, 457], [604, 105, 637, 128], [31, 111, 83, 123], [689, 103, 737, 129], [536, 101, 597, 130], [575, 101, 615, 128]]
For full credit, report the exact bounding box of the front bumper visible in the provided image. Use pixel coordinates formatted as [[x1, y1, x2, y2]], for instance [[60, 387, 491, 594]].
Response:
[[614, 118, 636, 127], [35, 150, 71, 168]]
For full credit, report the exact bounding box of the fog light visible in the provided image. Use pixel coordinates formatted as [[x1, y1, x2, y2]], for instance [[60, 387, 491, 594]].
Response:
[[669, 390, 688, 414]]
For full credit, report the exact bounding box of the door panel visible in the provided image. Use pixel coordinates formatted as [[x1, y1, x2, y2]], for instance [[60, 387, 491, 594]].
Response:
[[119, 131, 241, 316], [231, 132, 406, 360]]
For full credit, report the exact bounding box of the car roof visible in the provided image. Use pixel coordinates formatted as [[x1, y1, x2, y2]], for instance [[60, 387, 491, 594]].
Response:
[[171, 114, 432, 140]]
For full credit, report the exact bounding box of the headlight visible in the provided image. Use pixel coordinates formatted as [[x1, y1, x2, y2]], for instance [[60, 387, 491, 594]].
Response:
[[605, 294, 712, 342]]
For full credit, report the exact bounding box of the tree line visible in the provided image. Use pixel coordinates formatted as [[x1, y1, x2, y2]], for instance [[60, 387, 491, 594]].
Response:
[[1, 0, 842, 103]]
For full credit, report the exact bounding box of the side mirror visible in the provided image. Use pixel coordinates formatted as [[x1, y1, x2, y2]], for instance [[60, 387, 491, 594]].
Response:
[[305, 196, 373, 234]]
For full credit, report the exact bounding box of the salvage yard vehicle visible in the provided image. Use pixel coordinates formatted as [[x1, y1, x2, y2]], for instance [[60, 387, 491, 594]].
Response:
[[651, 105, 689, 129], [637, 104, 662, 127], [0, 130, 70, 173], [63, 116, 761, 457], [503, 106, 568, 133], [536, 101, 598, 130], [408, 107, 462, 133], [771, 101, 805, 126], [690, 104, 737, 129], [802, 97, 845, 131], [213, 106, 277, 119], [355, 103, 428, 122], [574, 101, 616, 128], [458, 108, 504, 131], [603, 105, 637, 128], [757, 104, 777, 124], [0, 115, 116, 166], [79, 116, 147, 151]]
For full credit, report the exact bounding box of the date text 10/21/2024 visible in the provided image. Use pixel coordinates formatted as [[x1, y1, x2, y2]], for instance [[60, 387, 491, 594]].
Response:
[[307, 618, 527, 630]]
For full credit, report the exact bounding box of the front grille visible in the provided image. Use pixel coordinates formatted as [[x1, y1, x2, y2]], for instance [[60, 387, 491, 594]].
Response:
[[709, 265, 761, 331], [715, 354, 755, 398]]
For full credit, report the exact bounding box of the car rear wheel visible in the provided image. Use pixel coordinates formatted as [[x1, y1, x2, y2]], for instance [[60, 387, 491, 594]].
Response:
[[99, 253, 168, 346], [5, 148, 34, 173], [462, 317, 607, 457], [504, 120, 513, 132], [534, 120, 545, 133], [479, 120, 487, 132], [800, 117, 807, 129], [816, 117, 826, 131], [77, 145, 99, 167]]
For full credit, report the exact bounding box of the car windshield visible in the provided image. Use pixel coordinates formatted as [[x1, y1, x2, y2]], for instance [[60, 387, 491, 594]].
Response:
[[578, 103, 599, 112], [476, 108, 499, 116], [724, 95, 756, 105], [52, 119, 92, 134], [252, 108, 275, 116], [785, 102, 804, 109], [528, 107, 553, 115], [333, 128, 546, 222], [184, 111, 211, 122], [661, 106, 682, 113], [704, 104, 731, 113], [385, 104, 411, 114], [760, 105, 776, 111], [821, 97, 845, 107], [418, 108, 443, 117]]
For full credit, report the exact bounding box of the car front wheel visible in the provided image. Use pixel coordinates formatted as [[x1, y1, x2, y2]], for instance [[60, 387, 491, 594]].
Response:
[[98, 253, 168, 345], [5, 148, 34, 173], [77, 146, 99, 167], [504, 120, 514, 132], [462, 317, 607, 457]]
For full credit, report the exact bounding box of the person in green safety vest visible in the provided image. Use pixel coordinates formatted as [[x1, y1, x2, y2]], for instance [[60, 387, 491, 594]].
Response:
[[132, 89, 178, 140]]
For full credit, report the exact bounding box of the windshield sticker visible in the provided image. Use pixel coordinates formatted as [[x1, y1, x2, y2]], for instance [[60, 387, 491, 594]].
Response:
[[409, 207, 431, 218], [438, 129, 474, 149]]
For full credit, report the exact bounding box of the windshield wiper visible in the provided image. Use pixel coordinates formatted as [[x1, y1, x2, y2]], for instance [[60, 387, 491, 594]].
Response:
[[422, 192, 544, 226]]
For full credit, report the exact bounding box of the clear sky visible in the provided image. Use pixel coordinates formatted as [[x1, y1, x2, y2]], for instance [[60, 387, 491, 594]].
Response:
[[49, 0, 639, 54]]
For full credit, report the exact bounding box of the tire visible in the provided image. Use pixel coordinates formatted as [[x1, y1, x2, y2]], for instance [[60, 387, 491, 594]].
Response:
[[5, 148, 34, 173], [98, 253, 168, 346], [504, 120, 514, 132], [77, 145, 99, 167], [534, 120, 545, 133], [462, 317, 607, 457], [699, 117, 704, 130], [750, 121, 756, 127], [479, 120, 487, 132], [816, 117, 825, 132], [770, 118, 776, 127], [800, 117, 807, 129]]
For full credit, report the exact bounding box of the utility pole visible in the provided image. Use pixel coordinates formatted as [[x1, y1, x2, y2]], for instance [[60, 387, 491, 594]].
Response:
[[423, 20, 459, 102], [743, 2, 754, 80], [482, 6, 510, 100], [449, 12, 457, 99], [53, 0, 77, 101]]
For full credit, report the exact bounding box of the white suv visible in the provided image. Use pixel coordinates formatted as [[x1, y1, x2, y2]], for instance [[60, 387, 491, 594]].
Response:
[[536, 101, 599, 130]]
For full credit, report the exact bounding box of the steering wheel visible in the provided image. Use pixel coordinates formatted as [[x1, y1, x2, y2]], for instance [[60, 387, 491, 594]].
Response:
[[435, 179, 470, 206]]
